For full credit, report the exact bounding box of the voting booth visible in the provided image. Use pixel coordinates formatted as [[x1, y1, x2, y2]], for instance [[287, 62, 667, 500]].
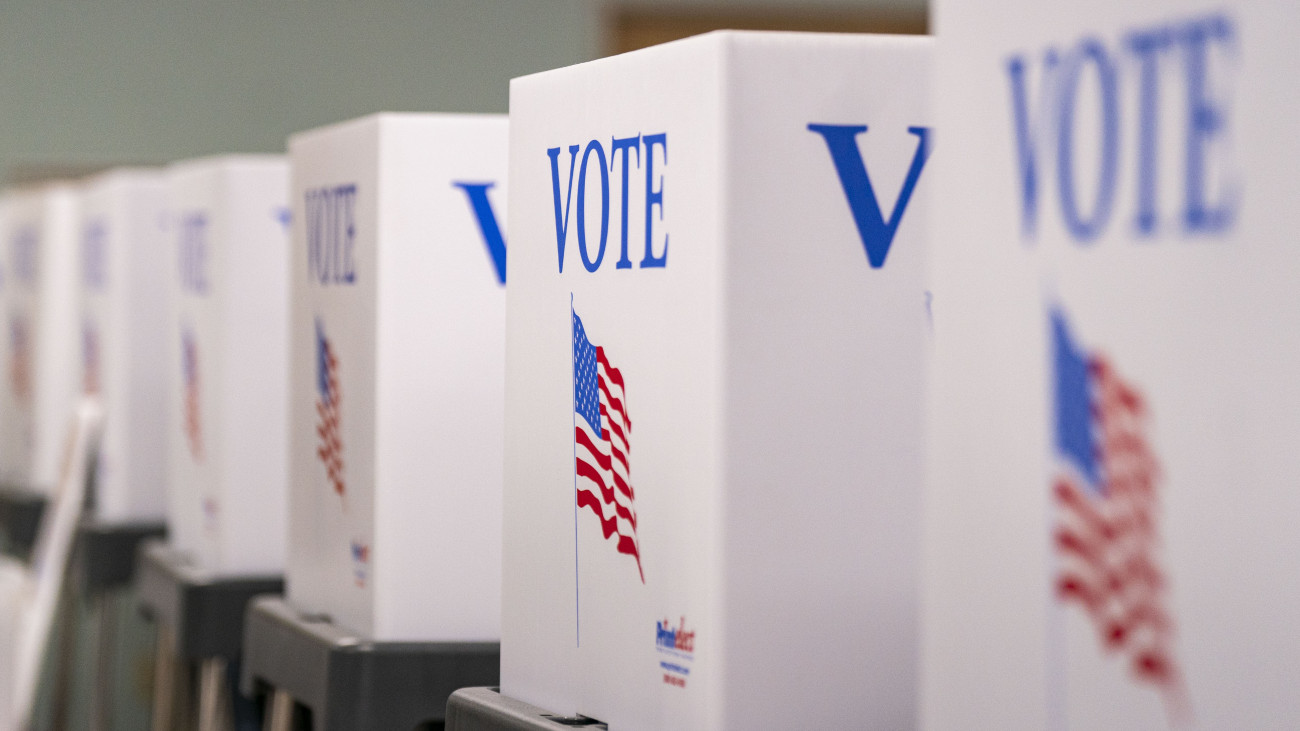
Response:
[[284, 113, 507, 642], [163, 155, 290, 576], [0, 193, 10, 494], [922, 3, 1300, 729], [493, 31, 932, 730], [235, 113, 507, 731], [79, 168, 171, 522], [0, 185, 80, 498], [135, 155, 291, 731]]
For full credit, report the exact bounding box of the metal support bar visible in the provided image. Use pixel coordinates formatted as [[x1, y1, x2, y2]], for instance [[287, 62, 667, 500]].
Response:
[[445, 687, 607, 731], [198, 657, 233, 731], [264, 689, 295, 731], [151, 618, 196, 731], [90, 592, 114, 731]]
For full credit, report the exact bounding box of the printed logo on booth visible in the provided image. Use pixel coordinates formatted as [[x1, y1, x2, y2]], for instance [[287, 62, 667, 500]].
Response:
[[202, 496, 219, 534], [350, 539, 370, 588], [655, 616, 695, 688]]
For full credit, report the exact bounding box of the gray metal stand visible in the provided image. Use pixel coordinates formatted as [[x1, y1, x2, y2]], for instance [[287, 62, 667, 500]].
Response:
[[0, 482, 46, 559], [239, 596, 501, 731], [445, 688, 607, 731], [72, 518, 166, 731], [74, 517, 166, 594], [136, 540, 284, 731]]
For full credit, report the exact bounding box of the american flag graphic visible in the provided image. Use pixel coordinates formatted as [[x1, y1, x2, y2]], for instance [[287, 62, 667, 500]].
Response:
[[9, 315, 30, 404], [1051, 310, 1186, 711], [316, 320, 345, 498], [182, 327, 203, 462], [573, 306, 643, 583], [82, 322, 100, 395]]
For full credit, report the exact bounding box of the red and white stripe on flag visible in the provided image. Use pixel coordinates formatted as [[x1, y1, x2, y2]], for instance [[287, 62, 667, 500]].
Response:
[[575, 345, 643, 583], [1054, 355, 1182, 695]]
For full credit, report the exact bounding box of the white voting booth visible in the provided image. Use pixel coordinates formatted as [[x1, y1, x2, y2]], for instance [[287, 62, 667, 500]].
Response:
[[922, 2, 1300, 730], [0, 194, 9, 489], [286, 113, 507, 641], [0, 185, 80, 496], [0, 185, 97, 731], [501, 31, 932, 729], [79, 169, 170, 522], [165, 156, 290, 575]]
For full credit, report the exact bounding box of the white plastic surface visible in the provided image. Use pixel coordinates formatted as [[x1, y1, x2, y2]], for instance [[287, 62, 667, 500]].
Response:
[[502, 31, 932, 730], [0, 186, 81, 496], [286, 113, 507, 641], [922, 3, 1300, 729], [79, 169, 170, 522], [165, 156, 290, 575]]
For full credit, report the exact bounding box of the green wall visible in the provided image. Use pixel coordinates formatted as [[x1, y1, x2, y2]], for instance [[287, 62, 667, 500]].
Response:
[[0, 2, 600, 181]]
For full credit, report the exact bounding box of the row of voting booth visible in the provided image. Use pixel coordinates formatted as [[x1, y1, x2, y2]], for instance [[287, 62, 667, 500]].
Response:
[[0, 0, 1293, 726]]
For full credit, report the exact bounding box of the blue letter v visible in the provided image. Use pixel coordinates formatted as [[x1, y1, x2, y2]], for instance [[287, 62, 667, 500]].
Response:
[[808, 124, 931, 269], [453, 182, 508, 285]]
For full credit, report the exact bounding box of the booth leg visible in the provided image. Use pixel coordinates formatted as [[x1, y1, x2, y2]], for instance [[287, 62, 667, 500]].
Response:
[[150, 624, 195, 731], [150, 625, 174, 731], [264, 689, 294, 731], [90, 593, 115, 731], [199, 657, 232, 731]]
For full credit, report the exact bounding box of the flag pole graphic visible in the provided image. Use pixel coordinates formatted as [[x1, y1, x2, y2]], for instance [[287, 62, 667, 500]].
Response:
[[572, 292, 579, 648]]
